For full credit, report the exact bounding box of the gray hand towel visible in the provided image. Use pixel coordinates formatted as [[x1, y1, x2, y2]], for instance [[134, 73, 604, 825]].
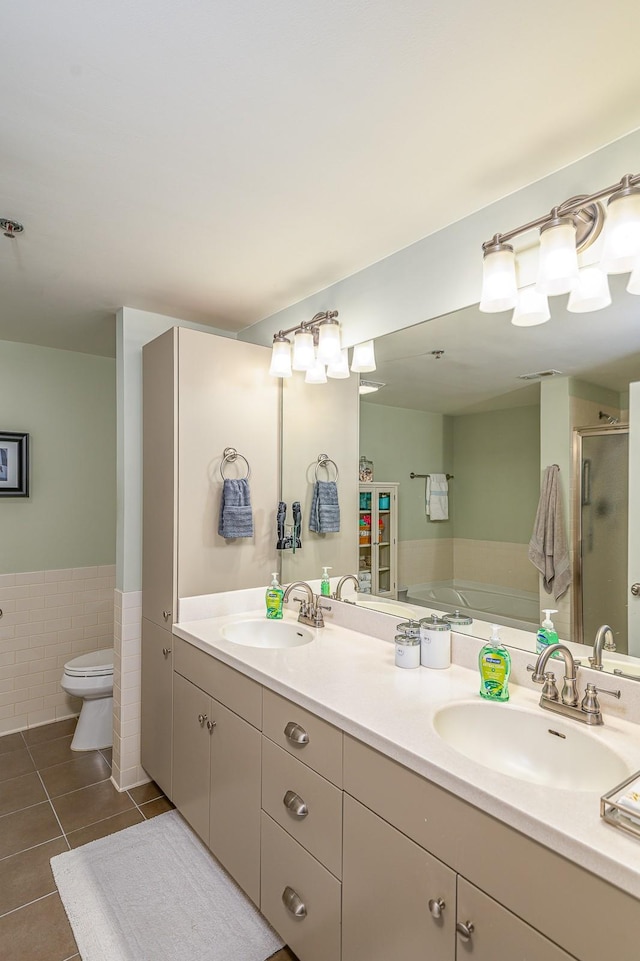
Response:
[[528, 465, 571, 600], [309, 480, 340, 534], [218, 478, 254, 539]]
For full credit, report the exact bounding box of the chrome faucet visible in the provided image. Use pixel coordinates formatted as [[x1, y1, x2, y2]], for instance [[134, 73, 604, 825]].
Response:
[[589, 624, 616, 670], [333, 574, 359, 601], [283, 581, 331, 628], [528, 643, 620, 726]]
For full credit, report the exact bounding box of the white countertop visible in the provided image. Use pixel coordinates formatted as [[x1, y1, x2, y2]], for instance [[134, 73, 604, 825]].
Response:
[[174, 605, 640, 900]]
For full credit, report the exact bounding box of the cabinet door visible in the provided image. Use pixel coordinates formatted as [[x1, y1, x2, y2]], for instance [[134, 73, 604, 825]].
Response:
[[343, 794, 456, 961], [172, 672, 212, 845], [209, 699, 261, 906], [142, 328, 177, 629], [140, 619, 174, 797], [456, 878, 574, 961]]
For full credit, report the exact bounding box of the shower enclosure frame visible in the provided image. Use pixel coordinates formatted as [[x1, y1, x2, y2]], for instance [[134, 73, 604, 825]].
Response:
[[571, 422, 629, 647]]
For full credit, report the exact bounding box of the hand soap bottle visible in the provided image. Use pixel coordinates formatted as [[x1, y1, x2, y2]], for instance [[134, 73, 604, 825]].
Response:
[[479, 625, 511, 701], [536, 609, 558, 655], [265, 572, 284, 620], [321, 566, 332, 597]]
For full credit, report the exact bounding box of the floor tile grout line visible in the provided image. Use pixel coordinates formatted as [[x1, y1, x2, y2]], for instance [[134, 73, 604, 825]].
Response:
[[0, 834, 67, 864], [36, 771, 71, 851], [0, 889, 59, 921]]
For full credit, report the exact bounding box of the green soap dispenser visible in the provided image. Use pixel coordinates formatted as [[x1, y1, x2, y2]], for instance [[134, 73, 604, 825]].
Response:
[[479, 624, 511, 702], [265, 572, 284, 620], [536, 609, 559, 655], [321, 566, 332, 597]]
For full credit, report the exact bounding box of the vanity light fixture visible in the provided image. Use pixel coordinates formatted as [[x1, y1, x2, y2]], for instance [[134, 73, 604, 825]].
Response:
[[479, 172, 640, 321], [269, 310, 377, 382]]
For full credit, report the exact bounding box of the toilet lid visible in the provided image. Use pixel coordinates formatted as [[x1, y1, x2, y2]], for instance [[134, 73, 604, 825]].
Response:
[[64, 649, 114, 677]]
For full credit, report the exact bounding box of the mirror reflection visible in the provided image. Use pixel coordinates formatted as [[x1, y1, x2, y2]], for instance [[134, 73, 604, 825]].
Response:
[[351, 274, 640, 676]]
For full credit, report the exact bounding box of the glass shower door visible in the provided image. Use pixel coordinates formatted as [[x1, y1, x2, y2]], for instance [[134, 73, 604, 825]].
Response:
[[579, 429, 628, 652]]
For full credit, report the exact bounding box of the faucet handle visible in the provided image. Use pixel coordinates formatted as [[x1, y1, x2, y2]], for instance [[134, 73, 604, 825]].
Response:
[[527, 664, 545, 684], [541, 672, 559, 701], [581, 682, 621, 716], [587, 683, 621, 699]]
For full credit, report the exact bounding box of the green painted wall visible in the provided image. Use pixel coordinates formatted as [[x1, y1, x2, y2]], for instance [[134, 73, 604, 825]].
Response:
[[0, 340, 116, 574], [452, 405, 540, 542], [359, 402, 453, 541]]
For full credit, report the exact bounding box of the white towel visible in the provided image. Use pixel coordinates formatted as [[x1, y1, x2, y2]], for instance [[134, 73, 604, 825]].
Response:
[[426, 474, 449, 521]]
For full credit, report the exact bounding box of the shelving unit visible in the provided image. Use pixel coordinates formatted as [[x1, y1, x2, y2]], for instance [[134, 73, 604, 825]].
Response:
[[358, 482, 399, 598]]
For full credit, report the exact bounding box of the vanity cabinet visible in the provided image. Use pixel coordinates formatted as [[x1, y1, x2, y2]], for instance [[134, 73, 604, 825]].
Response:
[[172, 637, 262, 905], [358, 482, 398, 598]]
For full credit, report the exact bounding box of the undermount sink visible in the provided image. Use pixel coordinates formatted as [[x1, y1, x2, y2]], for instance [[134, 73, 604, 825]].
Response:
[[220, 618, 314, 649], [433, 700, 630, 792]]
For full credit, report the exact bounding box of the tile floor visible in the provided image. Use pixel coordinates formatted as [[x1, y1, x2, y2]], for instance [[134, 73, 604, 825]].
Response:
[[0, 717, 296, 961]]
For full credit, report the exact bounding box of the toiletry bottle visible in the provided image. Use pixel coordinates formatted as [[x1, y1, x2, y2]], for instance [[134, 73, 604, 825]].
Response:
[[321, 566, 332, 597], [265, 572, 284, 620], [479, 625, 511, 701], [536, 609, 559, 655]]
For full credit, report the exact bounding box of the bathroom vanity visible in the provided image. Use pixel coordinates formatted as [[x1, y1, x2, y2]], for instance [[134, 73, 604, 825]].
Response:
[[156, 603, 640, 961]]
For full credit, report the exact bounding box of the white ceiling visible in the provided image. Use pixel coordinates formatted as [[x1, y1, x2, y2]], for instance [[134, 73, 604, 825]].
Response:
[[3, 0, 640, 357]]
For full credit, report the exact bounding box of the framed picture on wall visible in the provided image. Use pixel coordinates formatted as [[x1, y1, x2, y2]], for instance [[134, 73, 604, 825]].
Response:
[[0, 431, 29, 497]]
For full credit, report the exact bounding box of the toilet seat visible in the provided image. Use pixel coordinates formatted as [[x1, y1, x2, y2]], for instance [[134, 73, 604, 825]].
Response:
[[64, 649, 113, 678]]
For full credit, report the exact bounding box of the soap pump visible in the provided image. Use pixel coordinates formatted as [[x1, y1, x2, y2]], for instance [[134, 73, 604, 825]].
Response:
[[479, 624, 511, 702], [265, 572, 284, 620], [536, 609, 559, 655], [321, 566, 332, 597]]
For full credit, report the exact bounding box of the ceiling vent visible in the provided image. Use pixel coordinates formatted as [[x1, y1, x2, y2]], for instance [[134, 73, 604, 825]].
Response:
[[518, 369, 564, 381]]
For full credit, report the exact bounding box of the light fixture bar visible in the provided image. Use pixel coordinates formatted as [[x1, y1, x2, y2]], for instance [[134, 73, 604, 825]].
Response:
[[274, 310, 339, 341], [481, 173, 640, 252]]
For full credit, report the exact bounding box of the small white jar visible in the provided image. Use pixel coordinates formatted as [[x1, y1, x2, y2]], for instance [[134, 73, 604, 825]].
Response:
[[394, 634, 421, 669], [419, 615, 451, 669]]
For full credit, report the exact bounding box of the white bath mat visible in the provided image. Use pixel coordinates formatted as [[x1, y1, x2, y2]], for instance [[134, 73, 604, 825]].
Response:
[[51, 810, 283, 961]]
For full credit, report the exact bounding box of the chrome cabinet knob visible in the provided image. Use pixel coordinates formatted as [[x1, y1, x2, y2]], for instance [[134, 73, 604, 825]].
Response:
[[284, 721, 309, 745], [206, 719, 216, 732], [162, 610, 172, 621], [162, 647, 171, 657], [428, 897, 446, 919], [456, 920, 475, 942], [283, 790, 309, 818], [197, 713, 207, 726], [282, 886, 307, 919], [631, 583, 640, 597]]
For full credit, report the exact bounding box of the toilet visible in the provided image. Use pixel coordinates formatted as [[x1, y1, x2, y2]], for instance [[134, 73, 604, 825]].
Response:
[[60, 649, 114, 751]]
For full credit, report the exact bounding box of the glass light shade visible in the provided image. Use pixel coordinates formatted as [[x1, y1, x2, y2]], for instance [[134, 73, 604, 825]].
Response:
[[536, 220, 579, 296], [626, 259, 640, 295], [304, 354, 327, 384], [291, 329, 315, 370], [479, 245, 517, 312], [327, 348, 350, 379], [567, 267, 611, 313], [351, 340, 376, 372], [316, 319, 342, 364], [268, 337, 292, 378], [601, 190, 640, 274], [511, 287, 550, 327]]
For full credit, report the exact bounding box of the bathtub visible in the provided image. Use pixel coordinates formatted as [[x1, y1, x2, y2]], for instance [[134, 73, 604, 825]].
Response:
[[405, 580, 539, 632]]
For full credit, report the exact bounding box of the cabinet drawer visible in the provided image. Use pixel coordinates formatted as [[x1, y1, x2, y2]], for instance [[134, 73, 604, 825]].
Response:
[[344, 735, 640, 961], [262, 737, 342, 878], [262, 689, 343, 786], [260, 812, 341, 961], [173, 636, 262, 728]]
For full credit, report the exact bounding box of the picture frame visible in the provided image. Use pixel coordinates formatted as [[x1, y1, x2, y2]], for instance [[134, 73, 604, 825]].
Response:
[[0, 431, 29, 497]]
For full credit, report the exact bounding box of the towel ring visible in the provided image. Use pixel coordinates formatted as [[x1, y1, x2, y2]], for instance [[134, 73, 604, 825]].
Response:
[[315, 454, 339, 482], [220, 447, 251, 481]]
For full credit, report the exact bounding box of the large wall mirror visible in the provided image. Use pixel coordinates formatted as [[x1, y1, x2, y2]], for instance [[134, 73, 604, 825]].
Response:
[[354, 273, 640, 676]]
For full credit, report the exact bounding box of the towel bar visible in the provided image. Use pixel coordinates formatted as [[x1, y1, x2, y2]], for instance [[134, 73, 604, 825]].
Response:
[[410, 472, 454, 480], [315, 454, 339, 482], [220, 447, 251, 480]]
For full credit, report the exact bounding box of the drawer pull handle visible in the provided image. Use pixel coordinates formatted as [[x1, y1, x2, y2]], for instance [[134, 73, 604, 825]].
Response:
[[162, 647, 171, 657], [283, 790, 309, 818], [428, 897, 445, 919], [284, 721, 309, 745], [197, 713, 207, 726], [206, 719, 216, 732], [456, 920, 475, 942], [282, 885, 307, 919], [162, 610, 172, 621]]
